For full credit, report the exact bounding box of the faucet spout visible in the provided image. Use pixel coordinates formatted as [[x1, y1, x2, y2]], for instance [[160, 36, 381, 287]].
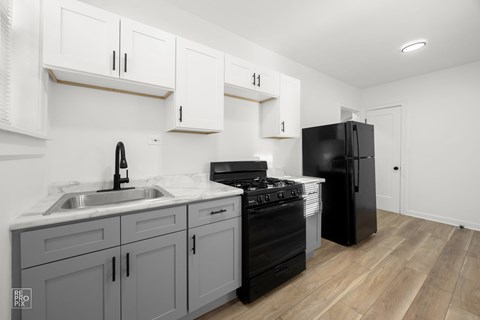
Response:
[[116, 142, 128, 170], [113, 142, 130, 190]]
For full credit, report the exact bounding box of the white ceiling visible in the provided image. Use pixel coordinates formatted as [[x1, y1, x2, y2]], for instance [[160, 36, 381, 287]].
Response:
[[164, 0, 480, 88]]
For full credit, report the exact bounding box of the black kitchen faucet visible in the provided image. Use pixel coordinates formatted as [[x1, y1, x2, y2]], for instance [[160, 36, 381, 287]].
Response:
[[113, 141, 130, 190]]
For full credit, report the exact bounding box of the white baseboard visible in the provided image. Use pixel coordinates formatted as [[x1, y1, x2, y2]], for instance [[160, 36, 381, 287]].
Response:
[[404, 209, 480, 231]]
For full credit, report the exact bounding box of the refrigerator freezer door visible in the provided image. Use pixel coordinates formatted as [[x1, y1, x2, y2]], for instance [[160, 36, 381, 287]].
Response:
[[351, 157, 377, 243], [302, 124, 346, 177], [346, 122, 375, 158]]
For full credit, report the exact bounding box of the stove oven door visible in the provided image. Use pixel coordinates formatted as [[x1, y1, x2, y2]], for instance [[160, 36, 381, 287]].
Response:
[[247, 197, 306, 278]]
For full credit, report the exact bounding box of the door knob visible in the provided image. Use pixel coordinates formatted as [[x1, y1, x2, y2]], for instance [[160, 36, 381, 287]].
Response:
[[393, 166, 399, 171]]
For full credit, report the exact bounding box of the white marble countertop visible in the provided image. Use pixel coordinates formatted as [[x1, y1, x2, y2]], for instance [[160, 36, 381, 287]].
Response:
[[10, 174, 243, 231]]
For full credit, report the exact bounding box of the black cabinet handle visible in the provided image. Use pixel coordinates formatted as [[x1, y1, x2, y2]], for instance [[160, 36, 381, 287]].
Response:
[[192, 235, 196, 255], [113, 51, 116, 71], [252, 73, 256, 86], [210, 209, 227, 215], [257, 74, 261, 87], [179, 106, 183, 122], [394, 166, 399, 171], [281, 121, 285, 132], [126, 253, 130, 277], [112, 257, 116, 282], [124, 53, 128, 73]]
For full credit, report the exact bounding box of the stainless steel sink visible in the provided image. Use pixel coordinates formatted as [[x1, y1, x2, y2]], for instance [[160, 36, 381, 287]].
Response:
[[44, 186, 173, 215]]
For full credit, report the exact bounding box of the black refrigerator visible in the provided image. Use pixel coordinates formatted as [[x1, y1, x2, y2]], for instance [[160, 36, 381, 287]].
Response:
[[302, 121, 377, 246]]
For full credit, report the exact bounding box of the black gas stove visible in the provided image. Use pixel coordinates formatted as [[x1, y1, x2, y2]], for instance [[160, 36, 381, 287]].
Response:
[[211, 161, 306, 303]]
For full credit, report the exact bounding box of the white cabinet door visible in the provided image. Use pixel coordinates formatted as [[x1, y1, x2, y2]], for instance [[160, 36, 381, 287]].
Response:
[[188, 217, 241, 312], [224, 54, 280, 101], [120, 18, 175, 89], [43, 0, 120, 77], [225, 55, 256, 90], [255, 67, 280, 97], [279, 74, 301, 137], [170, 38, 224, 132], [261, 74, 301, 138]]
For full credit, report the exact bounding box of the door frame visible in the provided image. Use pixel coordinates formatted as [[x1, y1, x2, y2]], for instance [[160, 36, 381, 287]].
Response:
[[339, 103, 360, 122], [363, 102, 407, 215]]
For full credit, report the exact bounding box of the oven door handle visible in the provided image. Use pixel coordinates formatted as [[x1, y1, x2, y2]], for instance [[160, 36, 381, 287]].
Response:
[[248, 198, 304, 215]]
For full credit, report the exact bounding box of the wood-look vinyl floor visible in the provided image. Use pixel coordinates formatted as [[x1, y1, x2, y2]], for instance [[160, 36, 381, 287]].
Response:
[[199, 210, 480, 320]]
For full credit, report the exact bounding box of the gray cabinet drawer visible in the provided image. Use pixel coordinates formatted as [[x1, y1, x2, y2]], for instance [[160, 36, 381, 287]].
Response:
[[188, 197, 241, 228], [121, 206, 187, 244], [20, 217, 120, 269]]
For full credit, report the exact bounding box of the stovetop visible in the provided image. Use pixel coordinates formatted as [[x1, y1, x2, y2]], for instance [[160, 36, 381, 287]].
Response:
[[220, 177, 304, 207], [221, 177, 298, 192]]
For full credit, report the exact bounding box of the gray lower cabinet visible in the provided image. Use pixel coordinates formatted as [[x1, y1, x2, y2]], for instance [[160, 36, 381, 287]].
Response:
[[306, 213, 322, 253], [188, 217, 241, 312], [122, 231, 187, 320], [304, 182, 323, 253], [21, 247, 121, 320], [16, 200, 241, 320]]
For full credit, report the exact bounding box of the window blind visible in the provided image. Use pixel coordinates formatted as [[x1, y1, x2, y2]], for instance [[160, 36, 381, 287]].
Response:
[[0, 0, 12, 125]]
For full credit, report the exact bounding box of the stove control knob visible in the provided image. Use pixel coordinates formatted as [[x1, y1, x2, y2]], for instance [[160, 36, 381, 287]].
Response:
[[291, 189, 296, 196], [265, 194, 270, 202], [257, 195, 263, 204], [278, 192, 284, 199]]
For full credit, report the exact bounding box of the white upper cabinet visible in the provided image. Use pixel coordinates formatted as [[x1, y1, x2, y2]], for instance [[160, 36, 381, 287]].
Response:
[[43, 0, 120, 78], [261, 74, 301, 138], [165, 38, 224, 133], [224, 56, 256, 91], [224, 54, 279, 102], [119, 18, 175, 89], [43, 0, 175, 97], [255, 67, 280, 97]]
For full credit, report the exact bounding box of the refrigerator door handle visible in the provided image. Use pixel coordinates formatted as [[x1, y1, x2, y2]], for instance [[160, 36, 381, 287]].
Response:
[[353, 125, 360, 192]]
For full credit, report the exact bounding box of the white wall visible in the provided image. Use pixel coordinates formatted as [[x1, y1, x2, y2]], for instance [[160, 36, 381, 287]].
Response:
[[361, 60, 480, 230], [46, 0, 359, 182]]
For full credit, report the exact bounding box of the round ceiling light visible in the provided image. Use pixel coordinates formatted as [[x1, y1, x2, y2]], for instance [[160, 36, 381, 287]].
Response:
[[401, 41, 427, 53]]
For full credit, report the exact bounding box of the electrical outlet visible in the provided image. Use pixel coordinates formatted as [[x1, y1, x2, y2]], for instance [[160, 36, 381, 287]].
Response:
[[148, 136, 162, 145]]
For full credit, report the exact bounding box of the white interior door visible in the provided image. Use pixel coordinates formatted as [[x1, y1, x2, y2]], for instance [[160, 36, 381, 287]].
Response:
[[366, 106, 402, 213]]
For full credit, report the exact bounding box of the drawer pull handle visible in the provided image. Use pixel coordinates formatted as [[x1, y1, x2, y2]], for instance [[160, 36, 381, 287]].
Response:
[[210, 209, 227, 215], [126, 253, 130, 277], [192, 235, 196, 255], [112, 257, 116, 282]]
